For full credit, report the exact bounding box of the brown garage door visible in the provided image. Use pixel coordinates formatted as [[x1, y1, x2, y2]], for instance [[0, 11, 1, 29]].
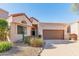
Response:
[[43, 30, 64, 39]]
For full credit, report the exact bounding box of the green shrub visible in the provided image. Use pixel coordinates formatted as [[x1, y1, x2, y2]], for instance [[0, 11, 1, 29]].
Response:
[[30, 38, 44, 47], [0, 41, 12, 53], [0, 19, 8, 41]]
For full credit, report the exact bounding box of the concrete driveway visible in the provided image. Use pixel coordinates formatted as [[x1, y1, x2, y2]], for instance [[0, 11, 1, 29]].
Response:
[[41, 40, 79, 56]]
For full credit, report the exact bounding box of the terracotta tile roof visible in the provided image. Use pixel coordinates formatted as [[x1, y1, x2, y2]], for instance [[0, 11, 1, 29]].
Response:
[[10, 13, 26, 17], [30, 17, 39, 22], [10, 13, 32, 23]]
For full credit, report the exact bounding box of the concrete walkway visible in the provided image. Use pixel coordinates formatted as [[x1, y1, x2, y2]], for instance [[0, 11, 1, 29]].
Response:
[[41, 40, 79, 56]]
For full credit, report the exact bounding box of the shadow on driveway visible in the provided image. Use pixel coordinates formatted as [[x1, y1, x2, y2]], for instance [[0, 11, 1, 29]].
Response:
[[44, 44, 56, 49]]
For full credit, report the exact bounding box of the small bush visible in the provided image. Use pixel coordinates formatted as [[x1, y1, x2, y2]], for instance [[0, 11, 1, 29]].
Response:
[[30, 38, 44, 47], [0, 41, 12, 53]]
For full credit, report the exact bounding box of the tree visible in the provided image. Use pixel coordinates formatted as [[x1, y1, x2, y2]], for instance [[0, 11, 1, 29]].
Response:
[[71, 3, 79, 14], [0, 19, 8, 41]]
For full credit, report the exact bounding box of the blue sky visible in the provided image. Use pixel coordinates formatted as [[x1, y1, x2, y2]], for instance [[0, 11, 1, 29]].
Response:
[[0, 3, 78, 23]]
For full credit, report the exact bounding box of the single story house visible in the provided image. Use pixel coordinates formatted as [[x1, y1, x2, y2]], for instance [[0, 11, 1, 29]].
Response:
[[70, 21, 79, 40], [7, 13, 69, 42]]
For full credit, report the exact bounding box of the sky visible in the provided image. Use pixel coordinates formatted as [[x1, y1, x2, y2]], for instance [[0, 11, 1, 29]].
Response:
[[0, 3, 79, 23]]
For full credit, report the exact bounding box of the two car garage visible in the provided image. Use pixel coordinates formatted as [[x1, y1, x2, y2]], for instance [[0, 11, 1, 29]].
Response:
[[39, 23, 68, 40], [43, 30, 64, 40]]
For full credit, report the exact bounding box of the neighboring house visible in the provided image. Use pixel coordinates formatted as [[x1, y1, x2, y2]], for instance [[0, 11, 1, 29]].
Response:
[[0, 9, 9, 19], [70, 21, 79, 40]]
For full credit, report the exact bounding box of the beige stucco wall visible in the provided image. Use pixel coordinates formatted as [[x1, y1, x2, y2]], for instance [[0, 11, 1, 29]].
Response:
[[10, 23, 18, 42], [12, 15, 32, 26], [38, 23, 68, 40], [70, 22, 79, 40], [10, 23, 32, 42], [8, 15, 32, 42]]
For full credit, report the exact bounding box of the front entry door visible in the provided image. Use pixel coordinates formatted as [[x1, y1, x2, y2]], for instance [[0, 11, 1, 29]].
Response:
[[32, 30, 36, 36]]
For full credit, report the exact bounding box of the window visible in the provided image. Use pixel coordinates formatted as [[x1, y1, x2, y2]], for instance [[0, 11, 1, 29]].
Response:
[[17, 25, 24, 34]]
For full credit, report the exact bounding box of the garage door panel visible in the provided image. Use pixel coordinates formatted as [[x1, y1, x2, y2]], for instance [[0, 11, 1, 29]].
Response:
[[43, 30, 64, 39]]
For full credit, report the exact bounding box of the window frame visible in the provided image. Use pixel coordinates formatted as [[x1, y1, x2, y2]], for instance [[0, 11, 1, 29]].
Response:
[[17, 25, 24, 34]]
